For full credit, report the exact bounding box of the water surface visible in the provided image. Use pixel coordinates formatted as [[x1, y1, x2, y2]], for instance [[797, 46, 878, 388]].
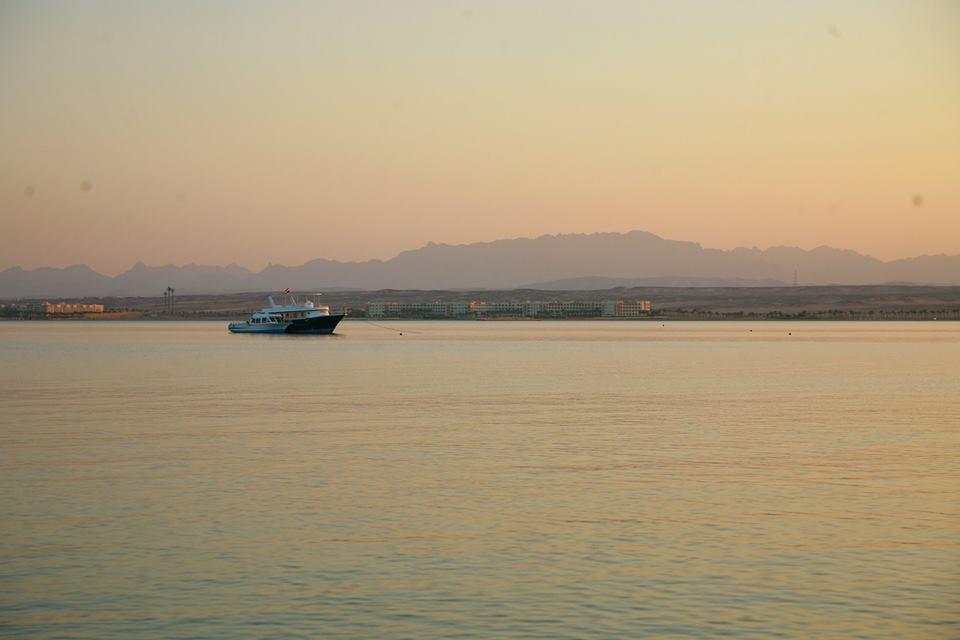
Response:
[[1, 321, 958, 638]]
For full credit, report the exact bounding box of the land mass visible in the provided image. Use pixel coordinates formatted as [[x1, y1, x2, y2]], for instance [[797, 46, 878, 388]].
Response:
[[6, 285, 959, 322], [2, 230, 959, 298]]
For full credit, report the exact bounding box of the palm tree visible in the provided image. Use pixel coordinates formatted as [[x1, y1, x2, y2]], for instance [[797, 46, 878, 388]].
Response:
[[163, 286, 174, 314]]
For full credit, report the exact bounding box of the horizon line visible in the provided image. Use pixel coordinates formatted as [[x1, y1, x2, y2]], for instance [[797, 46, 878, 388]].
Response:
[[4, 229, 960, 276]]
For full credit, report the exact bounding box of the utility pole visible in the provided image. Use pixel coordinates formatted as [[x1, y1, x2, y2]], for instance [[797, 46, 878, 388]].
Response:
[[793, 269, 798, 287]]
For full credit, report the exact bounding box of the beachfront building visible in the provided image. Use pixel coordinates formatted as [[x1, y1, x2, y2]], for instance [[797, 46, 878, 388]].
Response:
[[534, 301, 603, 318], [369, 300, 652, 319], [43, 302, 105, 314], [603, 300, 652, 317], [368, 301, 470, 318], [468, 301, 532, 317]]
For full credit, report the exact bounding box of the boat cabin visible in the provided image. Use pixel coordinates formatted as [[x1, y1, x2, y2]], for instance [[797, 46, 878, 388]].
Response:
[[249, 312, 283, 324]]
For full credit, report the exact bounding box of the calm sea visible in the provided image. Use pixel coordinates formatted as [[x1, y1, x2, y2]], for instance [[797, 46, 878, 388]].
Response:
[[1, 321, 958, 638]]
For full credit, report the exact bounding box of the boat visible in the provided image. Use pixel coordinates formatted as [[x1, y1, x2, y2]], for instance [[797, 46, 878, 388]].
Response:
[[228, 294, 344, 334]]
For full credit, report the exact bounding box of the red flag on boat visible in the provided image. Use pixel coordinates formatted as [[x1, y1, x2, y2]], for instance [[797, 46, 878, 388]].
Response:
[[283, 288, 291, 294]]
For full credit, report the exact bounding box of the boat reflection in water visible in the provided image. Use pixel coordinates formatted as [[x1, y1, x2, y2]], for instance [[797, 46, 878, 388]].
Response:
[[228, 294, 344, 335]]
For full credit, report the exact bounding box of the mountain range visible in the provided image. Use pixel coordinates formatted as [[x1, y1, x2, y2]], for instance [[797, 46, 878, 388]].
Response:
[[2, 230, 959, 298]]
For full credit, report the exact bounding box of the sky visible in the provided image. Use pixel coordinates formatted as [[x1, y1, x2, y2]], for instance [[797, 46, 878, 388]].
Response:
[[1, 0, 958, 275]]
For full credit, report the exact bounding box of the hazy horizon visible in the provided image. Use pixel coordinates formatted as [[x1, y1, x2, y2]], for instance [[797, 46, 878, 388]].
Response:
[[5, 227, 960, 277], [3, 1, 959, 274]]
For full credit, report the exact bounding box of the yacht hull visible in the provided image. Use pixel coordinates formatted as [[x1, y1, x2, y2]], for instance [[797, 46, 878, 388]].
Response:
[[285, 314, 344, 334]]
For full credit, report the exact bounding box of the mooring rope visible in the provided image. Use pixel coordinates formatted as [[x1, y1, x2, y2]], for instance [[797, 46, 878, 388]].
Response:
[[359, 319, 423, 335]]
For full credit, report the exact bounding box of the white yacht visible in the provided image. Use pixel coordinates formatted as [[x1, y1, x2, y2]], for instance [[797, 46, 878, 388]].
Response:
[[228, 294, 344, 335]]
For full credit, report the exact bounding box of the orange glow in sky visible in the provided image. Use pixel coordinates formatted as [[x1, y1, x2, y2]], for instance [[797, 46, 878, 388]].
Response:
[[1, 1, 958, 274]]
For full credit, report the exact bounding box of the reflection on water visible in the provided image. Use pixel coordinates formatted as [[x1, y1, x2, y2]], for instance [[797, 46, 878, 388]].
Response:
[[1, 321, 958, 638]]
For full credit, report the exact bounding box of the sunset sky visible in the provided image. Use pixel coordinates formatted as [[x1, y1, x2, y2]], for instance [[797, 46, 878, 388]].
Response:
[[2, 0, 958, 274]]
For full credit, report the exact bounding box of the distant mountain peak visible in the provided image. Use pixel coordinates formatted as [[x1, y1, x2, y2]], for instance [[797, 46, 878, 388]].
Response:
[[2, 230, 958, 297]]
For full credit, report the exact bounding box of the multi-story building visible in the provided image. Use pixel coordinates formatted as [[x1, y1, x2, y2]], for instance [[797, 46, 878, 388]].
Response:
[[610, 300, 652, 316], [368, 301, 470, 318], [469, 301, 531, 316], [369, 300, 652, 319], [536, 301, 605, 317], [43, 302, 105, 314]]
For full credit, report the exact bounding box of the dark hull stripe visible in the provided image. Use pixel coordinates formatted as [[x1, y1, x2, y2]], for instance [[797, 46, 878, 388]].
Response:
[[283, 314, 345, 334]]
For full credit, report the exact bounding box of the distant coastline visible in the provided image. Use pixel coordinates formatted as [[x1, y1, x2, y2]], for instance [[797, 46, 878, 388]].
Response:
[[3, 285, 959, 322]]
